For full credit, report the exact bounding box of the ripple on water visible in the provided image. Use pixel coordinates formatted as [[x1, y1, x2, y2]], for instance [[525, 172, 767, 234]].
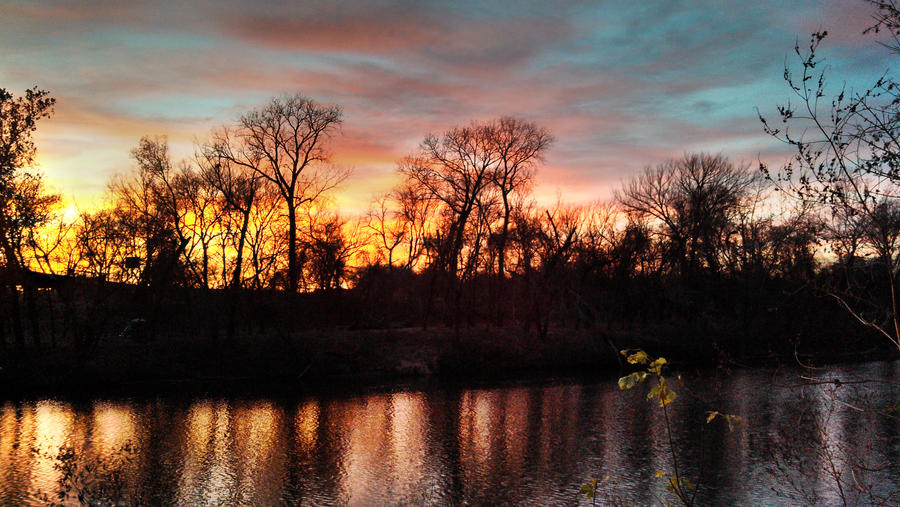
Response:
[[0, 361, 897, 505]]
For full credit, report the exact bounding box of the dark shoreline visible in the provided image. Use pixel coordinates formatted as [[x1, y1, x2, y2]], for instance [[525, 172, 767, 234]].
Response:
[[1, 326, 894, 400]]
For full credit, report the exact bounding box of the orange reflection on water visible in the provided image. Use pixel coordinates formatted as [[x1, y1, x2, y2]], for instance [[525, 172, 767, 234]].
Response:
[[207, 402, 234, 505], [388, 392, 428, 498], [0, 403, 28, 499], [231, 401, 284, 504], [342, 396, 391, 503], [177, 401, 214, 505], [501, 387, 529, 474], [30, 401, 76, 499], [176, 401, 288, 505], [295, 400, 320, 453], [91, 402, 136, 454], [176, 401, 236, 505], [458, 389, 500, 475]]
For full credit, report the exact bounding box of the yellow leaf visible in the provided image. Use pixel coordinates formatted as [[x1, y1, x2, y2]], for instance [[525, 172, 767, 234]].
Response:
[[618, 371, 648, 390], [656, 469, 666, 478], [647, 377, 677, 406], [661, 388, 676, 407], [626, 350, 650, 365], [580, 479, 597, 499], [706, 411, 719, 424]]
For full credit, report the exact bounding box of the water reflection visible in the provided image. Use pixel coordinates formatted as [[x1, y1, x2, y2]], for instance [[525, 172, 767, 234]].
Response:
[[0, 361, 897, 505], [388, 392, 428, 502]]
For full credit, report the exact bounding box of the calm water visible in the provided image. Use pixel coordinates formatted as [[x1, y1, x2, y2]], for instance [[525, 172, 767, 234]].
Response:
[[1, 361, 898, 505]]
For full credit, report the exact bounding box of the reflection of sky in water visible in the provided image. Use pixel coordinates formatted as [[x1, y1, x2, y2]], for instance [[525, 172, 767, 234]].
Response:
[[92, 402, 135, 453], [0, 361, 896, 505], [31, 402, 75, 498]]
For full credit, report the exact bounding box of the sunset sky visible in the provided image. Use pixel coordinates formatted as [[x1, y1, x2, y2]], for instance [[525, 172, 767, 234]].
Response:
[[1, 0, 893, 213]]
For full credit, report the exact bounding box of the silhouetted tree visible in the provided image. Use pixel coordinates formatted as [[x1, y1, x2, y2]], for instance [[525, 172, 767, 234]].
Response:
[[74, 208, 133, 281], [176, 165, 225, 288], [487, 117, 553, 280], [618, 153, 754, 278], [245, 182, 288, 289], [393, 179, 438, 271], [0, 87, 57, 349], [300, 207, 360, 291], [0, 87, 56, 273], [200, 128, 266, 289], [762, 23, 900, 350], [110, 136, 190, 287], [399, 123, 497, 279], [365, 194, 407, 269], [211, 94, 346, 292]]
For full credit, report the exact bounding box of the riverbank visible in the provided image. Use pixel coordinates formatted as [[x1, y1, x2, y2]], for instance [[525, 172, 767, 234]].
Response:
[[1, 324, 894, 398]]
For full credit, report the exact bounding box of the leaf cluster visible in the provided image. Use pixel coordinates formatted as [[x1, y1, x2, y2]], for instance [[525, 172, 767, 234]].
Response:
[[618, 349, 676, 407]]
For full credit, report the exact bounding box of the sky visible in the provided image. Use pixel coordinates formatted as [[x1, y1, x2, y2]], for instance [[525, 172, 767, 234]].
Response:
[[0, 0, 895, 214]]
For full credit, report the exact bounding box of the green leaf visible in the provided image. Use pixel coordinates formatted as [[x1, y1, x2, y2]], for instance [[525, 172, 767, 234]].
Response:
[[626, 350, 650, 365], [618, 371, 648, 390]]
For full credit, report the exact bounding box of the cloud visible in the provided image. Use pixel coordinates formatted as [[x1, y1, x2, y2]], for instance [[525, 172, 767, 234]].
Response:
[[1, 0, 891, 210]]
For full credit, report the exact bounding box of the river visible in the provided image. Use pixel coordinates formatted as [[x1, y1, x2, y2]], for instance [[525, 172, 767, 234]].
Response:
[[1, 360, 898, 505]]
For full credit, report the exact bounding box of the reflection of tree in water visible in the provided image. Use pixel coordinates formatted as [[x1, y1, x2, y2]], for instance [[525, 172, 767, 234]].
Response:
[[0, 369, 892, 505], [766, 366, 900, 505], [32, 440, 137, 506]]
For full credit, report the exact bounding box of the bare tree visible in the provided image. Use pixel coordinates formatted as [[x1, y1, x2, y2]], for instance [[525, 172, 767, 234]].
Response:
[[487, 117, 553, 279], [618, 153, 754, 278], [300, 205, 361, 291], [176, 166, 225, 288], [365, 194, 406, 268], [393, 179, 438, 270], [24, 211, 74, 276], [400, 122, 501, 278], [399, 121, 507, 329], [0, 87, 56, 274], [245, 182, 287, 289], [211, 94, 346, 292], [198, 134, 263, 288], [0, 87, 57, 349], [111, 136, 192, 287], [74, 209, 132, 281], [761, 26, 900, 350]]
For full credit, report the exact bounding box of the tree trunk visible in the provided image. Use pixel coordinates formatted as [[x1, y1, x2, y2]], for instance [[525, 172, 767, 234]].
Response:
[[495, 202, 512, 326], [287, 200, 299, 292], [225, 209, 252, 341]]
